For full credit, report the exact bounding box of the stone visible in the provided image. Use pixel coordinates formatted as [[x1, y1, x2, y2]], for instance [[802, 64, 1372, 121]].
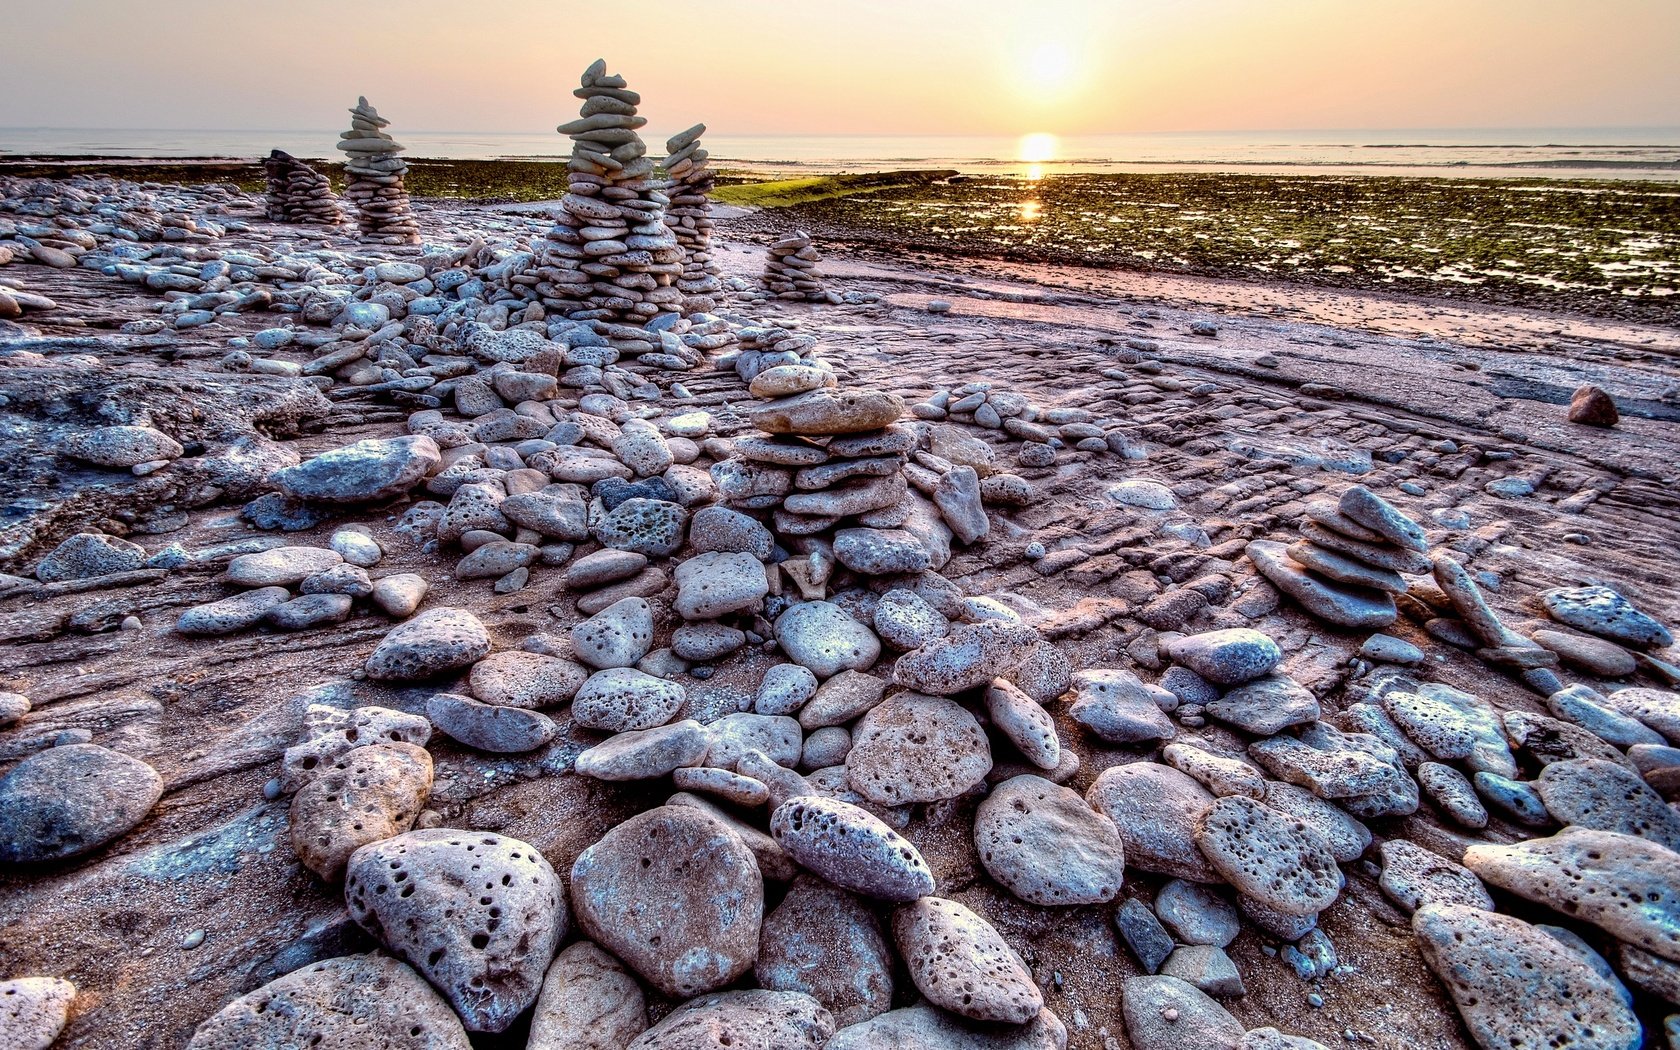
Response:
[[528, 941, 647, 1050], [1412, 904, 1640, 1050], [572, 668, 686, 732], [934, 466, 989, 544], [986, 678, 1060, 769], [365, 608, 491, 680], [177, 586, 292, 634], [756, 875, 895, 1026], [1121, 976, 1244, 1050], [758, 663, 820, 715], [1207, 674, 1321, 736], [468, 651, 589, 708], [267, 593, 354, 630], [774, 601, 881, 678], [63, 424, 183, 467], [1359, 633, 1426, 665], [613, 418, 674, 477], [801, 727, 852, 770], [847, 692, 991, 804], [745, 389, 905, 436], [769, 795, 934, 902], [1377, 839, 1492, 913], [1164, 629, 1282, 686], [1240, 1030, 1330, 1050], [0, 692, 29, 728], [272, 435, 441, 503], [184, 955, 469, 1050], [1466, 827, 1680, 962], [1162, 744, 1267, 800], [1474, 771, 1552, 826], [427, 692, 557, 753], [564, 549, 648, 591], [1247, 540, 1398, 629], [0, 743, 162, 863], [1155, 880, 1241, 947], [283, 705, 433, 793], [1602, 687, 1680, 744], [34, 530, 146, 581], [873, 589, 949, 651], [575, 720, 711, 780], [1417, 762, 1489, 829], [706, 712, 803, 769], [289, 742, 431, 880], [975, 774, 1127, 905], [1534, 630, 1638, 677], [690, 506, 775, 559], [344, 830, 564, 1031], [1117, 898, 1176, 974], [571, 597, 656, 669], [1193, 796, 1343, 916], [891, 620, 1039, 696], [1542, 585, 1673, 650], [1014, 640, 1074, 703], [1383, 689, 1479, 760], [893, 897, 1043, 1024], [1337, 485, 1428, 553], [826, 1004, 1069, 1050], [627, 990, 833, 1050], [1068, 669, 1177, 744], [0, 977, 75, 1050], [1568, 384, 1620, 427], [833, 528, 932, 575], [226, 546, 344, 586], [371, 573, 429, 617], [1160, 945, 1246, 998], [674, 551, 769, 619], [1535, 758, 1680, 851], [570, 806, 763, 997], [1260, 781, 1372, 863], [595, 498, 687, 557], [1086, 762, 1219, 882]]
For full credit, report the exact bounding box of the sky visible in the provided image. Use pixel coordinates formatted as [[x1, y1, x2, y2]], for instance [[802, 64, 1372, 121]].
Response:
[[3, 0, 1678, 138]]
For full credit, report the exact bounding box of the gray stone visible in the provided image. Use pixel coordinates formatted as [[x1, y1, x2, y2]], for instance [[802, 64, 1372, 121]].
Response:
[[575, 720, 711, 780], [893, 897, 1043, 1024], [975, 774, 1126, 905], [1164, 629, 1282, 686], [706, 712, 803, 769], [872, 589, 949, 651], [63, 424, 182, 468], [757, 664, 819, 715], [674, 551, 768, 619], [227, 546, 344, 587], [1207, 674, 1322, 736], [35, 532, 146, 582], [272, 435, 441, 503], [847, 692, 990, 805], [769, 795, 934, 902], [1121, 976, 1243, 1050], [1473, 771, 1551, 826], [1416, 762, 1488, 829], [595, 498, 687, 557], [365, 608, 491, 680], [571, 597, 656, 669], [1067, 669, 1176, 744], [1542, 585, 1673, 650], [1377, 838, 1492, 913], [891, 620, 1039, 696], [1192, 796, 1343, 916], [468, 651, 589, 709], [1338, 485, 1428, 552], [426, 692, 557, 752], [986, 678, 1060, 769], [826, 1004, 1068, 1050], [1536, 758, 1680, 851], [755, 875, 894, 1026], [1155, 880, 1240, 947], [774, 601, 881, 678], [833, 528, 931, 575], [1086, 762, 1219, 882], [177, 586, 292, 635], [1247, 540, 1397, 629], [1116, 898, 1176, 975], [1161, 945, 1246, 998], [573, 668, 686, 732], [289, 742, 431, 881], [0, 744, 162, 863]]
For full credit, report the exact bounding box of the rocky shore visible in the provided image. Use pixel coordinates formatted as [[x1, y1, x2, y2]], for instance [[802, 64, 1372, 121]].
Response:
[[1, 71, 1679, 1050]]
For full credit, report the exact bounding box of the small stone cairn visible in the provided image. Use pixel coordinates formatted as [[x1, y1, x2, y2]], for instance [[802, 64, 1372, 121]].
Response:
[[1247, 485, 1425, 631], [761, 230, 826, 301], [529, 60, 684, 332], [261, 150, 343, 226], [337, 97, 420, 246], [662, 123, 724, 313]]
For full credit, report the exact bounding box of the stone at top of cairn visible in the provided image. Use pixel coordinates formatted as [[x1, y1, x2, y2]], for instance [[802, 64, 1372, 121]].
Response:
[[668, 123, 706, 156], [350, 96, 390, 128]]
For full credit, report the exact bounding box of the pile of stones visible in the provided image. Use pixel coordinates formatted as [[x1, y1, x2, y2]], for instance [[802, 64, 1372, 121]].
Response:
[[662, 123, 725, 313], [913, 380, 1110, 467], [260, 150, 343, 227], [336, 97, 420, 246], [524, 60, 684, 331], [1248, 484, 1425, 630], [761, 229, 828, 301]]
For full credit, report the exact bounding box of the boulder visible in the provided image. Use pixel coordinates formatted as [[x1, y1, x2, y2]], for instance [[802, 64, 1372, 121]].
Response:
[[272, 435, 441, 503]]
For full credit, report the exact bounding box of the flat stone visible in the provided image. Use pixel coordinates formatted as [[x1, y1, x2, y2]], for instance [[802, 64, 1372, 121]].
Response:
[[528, 940, 648, 1050], [1116, 898, 1176, 975], [1542, 585, 1672, 649], [1207, 674, 1320, 736], [0, 977, 75, 1050], [775, 601, 881, 678], [1155, 880, 1241, 947], [833, 528, 931, 575], [0, 743, 162, 863], [344, 830, 564, 1032], [1377, 838, 1492, 913], [769, 795, 934, 901], [1338, 485, 1428, 553], [1533, 629, 1638, 677], [1086, 762, 1219, 882], [1193, 796, 1343, 916], [1412, 904, 1640, 1050], [427, 692, 557, 752], [756, 874, 895, 1026], [1260, 781, 1372, 863], [35, 532, 146, 582], [1602, 687, 1680, 744], [1164, 629, 1282, 686], [626, 990, 833, 1050], [365, 608, 491, 680], [1160, 945, 1245, 998], [745, 389, 905, 436], [1535, 758, 1680, 851], [893, 897, 1043, 1024], [872, 589, 949, 651], [1068, 669, 1177, 744], [226, 546, 343, 586], [1417, 761, 1489, 829], [1121, 975, 1243, 1050], [468, 651, 589, 709], [563, 549, 648, 590], [846, 692, 991, 805], [184, 955, 469, 1050], [1248, 540, 1397, 629], [674, 551, 769, 619], [575, 720, 711, 780], [63, 424, 183, 467], [975, 774, 1127, 905], [1162, 744, 1266, 800], [371, 573, 429, 617], [177, 586, 292, 635], [570, 806, 763, 997], [272, 435, 441, 503], [706, 712, 803, 769], [571, 596, 656, 669], [573, 668, 686, 732]]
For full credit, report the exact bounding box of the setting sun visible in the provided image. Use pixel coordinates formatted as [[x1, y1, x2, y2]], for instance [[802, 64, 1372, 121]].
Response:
[[1019, 132, 1058, 164]]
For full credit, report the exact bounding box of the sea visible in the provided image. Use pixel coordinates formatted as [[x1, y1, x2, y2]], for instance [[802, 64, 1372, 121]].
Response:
[[4, 127, 1680, 181]]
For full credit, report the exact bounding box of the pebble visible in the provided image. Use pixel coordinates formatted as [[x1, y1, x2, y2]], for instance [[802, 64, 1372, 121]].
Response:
[[1116, 898, 1177, 975], [1161, 945, 1246, 998], [0, 977, 76, 1050], [370, 573, 429, 617], [344, 830, 563, 1032], [628, 989, 833, 1050], [570, 805, 763, 997], [986, 678, 1061, 769], [1155, 879, 1241, 947], [289, 742, 431, 880], [528, 941, 648, 1050], [1086, 762, 1219, 881], [892, 896, 1044, 1024], [846, 692, 991, 804], [1121, 975, 1244, 1050]]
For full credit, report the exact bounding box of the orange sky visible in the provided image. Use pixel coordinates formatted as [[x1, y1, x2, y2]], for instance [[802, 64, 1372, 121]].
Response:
[[3, 0, 1677, 135]]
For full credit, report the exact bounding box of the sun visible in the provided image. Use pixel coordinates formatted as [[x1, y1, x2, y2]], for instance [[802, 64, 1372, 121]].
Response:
[[1019, 133, 1058, 164]]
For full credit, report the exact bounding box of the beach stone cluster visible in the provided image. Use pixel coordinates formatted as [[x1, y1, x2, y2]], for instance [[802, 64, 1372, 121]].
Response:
[[526, 60, 684, 329], [761, 229, 829, 301], [261, 150, 343, 227], [662, 123, 725, 313], [337, 96, 420, 245], [1248, 484, 1419, 629]]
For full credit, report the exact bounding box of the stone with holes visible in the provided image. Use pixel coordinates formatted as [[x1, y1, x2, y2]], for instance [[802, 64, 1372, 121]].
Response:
[[892, 896, 1044, 1024], [570, 805, 763, 997], [184, 954, 469, 1050], [0, 743, 163, 863], [975, 774, 1126, 905], [343, 830, 564, 1032], [846, 692, 991, 805], [365, 608, 491, 681], [571, 597, 656, 669], [1535, 758, 1680, 851], [774, 601, 882, 679], [271, 435, 442, 504], [1376, 839, 1491, 913], [468, 651, 589, 709], [0, 977, 76, 1050], [891, 620, 1040, 696], [756, 875, 895, 1027], [769, 795, 933, 901], [1086, 762, 1219, 882], [627, 989, 833, 1050], [289, 742, 431, 881], [1193, 796, 1343, 916], [572, 668, 686, 733]]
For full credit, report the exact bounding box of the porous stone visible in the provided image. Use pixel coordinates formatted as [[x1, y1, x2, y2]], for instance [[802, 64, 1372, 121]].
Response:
[[0, 977, 76, 1050], [892, 896, 1044, 1024], [1207, 674, 1321, 736], [755, 875, 895, 1026], [571, 597, 656, 669], [468, 651, 589, 709], [365, 608, 491, 680], [757, 664, 819, 715], [178, 586, 293, 634], [825, 1004, 1069, 1050], [35, 532, 147, 582], [344, 830, 564, 1032], [846, 692, 991, 804], [289, 742, 431, 880], [891, 620, 1039, 696], [1542, 585, 1672, 650], [626, 989, 833, 1050], [986, 678, 1060, 769], [572, 668, 686, 732], [1377, 838, 1493, 913], [769, 795, 934, 902], [1165, 629, 1282, 686], [674, 551, 769, 619], [1536, 757, 1680, 850], [975, 774, 1126, 905], [1086, 763, 1219, 882], [1192, 796, 1343, 916], [1121, 975, 1244, 1050]]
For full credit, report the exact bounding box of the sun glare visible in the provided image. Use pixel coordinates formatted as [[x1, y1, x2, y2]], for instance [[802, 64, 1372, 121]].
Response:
[[1019, 133, 1058, 164], [1028, 42, 1075, 89]]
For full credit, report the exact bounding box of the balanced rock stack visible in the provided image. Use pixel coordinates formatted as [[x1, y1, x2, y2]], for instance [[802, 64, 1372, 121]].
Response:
[[337, 97, 421, 246], [662, 123, 725, 313], [527, 60, 683, 330], [261, 150, 343, 226], [762, 230, 827, 301], [1247, 485, 1429, 630]]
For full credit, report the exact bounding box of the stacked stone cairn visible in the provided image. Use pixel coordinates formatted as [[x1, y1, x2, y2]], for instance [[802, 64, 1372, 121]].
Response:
[[761, 229, 828, 301], [261, 150, 343, 226], [662, 123, 725, 313], [528, 60, 684, 332], [337, 97, 421, 246]]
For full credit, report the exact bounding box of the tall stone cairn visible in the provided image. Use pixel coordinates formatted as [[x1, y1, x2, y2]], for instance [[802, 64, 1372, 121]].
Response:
[[662, 123, 724, 313], [762, 230, 826, 300], [337, 97, 420, 245], [261, 150, 343, 226], [529, 59, 683, 333]]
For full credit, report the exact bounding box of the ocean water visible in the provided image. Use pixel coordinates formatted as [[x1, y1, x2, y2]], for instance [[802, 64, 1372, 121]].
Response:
[[4, 127, 1679, 181]]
